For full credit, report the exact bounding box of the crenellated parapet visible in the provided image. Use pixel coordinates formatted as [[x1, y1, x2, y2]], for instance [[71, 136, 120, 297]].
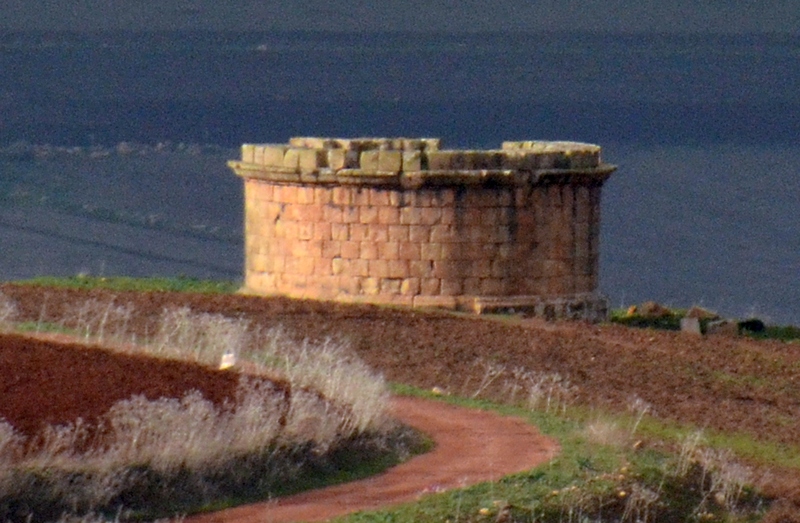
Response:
[[229, 137, 616, 321], [229, 137, 613, 188]]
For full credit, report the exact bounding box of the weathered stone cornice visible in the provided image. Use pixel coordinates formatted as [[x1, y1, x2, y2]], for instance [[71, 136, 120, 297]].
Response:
[[229, 137, 616, 188]]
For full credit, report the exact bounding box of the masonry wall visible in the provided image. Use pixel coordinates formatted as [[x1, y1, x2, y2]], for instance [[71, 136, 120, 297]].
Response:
[[231, 138, 615, 319]]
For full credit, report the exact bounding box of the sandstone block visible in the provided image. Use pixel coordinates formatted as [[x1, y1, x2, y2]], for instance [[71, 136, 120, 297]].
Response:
[[353, 188, 371, 206], [388, 260, 408, 278], [330, 222, 348, 240], [313, 222, 332, 241], [337, 275, 360, 295], [359, 206, 380, 225], [379, 150, 403, 173], [351, 259, 370, 276], [314, 257, 331, 276], [342, 206, 359, 224], [297, 222, 314, 241], [332, 186, 352, 205], [420, 243, 442, 261], [341, 241, 360, 259], [430, 225, 456, 243], [381, 278, 402, 295], [299, 149, 326, 172], [380, 242, 400, 260], [426, 151, 454, 170], [420, 278, 441, 295], [349, 223, 369, 242], [409, 260, 433, 278], [399, 242, 421, 261], [263, 146, 287, 167], [360, 241, 379, 260], [440, 278, 463, 296], [388, 224, 409, 242], [367, 224, 389, 242], [253, 145, 265, 165], [370, 190, 392, 206], [327, 149, 346, 170], [423, 138, 441, 151], [360, 150, 380, 172], [419, 207, 442, 225], [321, 240, 341, 258], [241, 144, 256, 163], [401, 278, 421, 295], [331, 257, 345, 275], [282, 149, 301, 171], [362, 277, 380, 295], [402, 150, 423, 171], [464, 277, 482, 295], [378, 206, 401, 225], [370, 259, 390, 278]]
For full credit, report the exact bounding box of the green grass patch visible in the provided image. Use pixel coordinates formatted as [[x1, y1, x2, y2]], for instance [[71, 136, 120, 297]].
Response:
[[344, 386, 771, 523], [13, 321, 75, 334], [609, 308, 685, 331], [745, 324, 800, 343], [12, 275, 240, 294], [609, 307, 800, 341]]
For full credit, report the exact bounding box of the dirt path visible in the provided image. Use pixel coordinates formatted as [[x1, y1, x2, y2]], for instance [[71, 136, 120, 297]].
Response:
[[187, 396, 559, 523]]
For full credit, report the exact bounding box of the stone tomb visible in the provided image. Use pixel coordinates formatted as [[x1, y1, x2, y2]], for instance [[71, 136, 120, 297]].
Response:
[[228, 137, 616, 320]]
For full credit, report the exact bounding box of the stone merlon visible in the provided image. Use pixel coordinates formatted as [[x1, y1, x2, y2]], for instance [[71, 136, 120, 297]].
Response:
[[228, 137, 615, 189]]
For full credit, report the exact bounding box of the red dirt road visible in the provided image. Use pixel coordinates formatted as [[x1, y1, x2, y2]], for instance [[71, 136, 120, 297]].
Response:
[[0, 328, 558, 523], [1, 283, 799, 517], [188, 396, 558, 523]]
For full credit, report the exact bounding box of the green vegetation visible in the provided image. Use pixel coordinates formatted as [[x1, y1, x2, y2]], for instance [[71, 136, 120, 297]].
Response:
[[746, 324, 800, 343], [609, 306, 800, 342], [13, 275, 240, 294], [609, 307, 686, 331], [0, 294, 418, 522], [0, 281, 794, 521], [339, 388, 768, 523]]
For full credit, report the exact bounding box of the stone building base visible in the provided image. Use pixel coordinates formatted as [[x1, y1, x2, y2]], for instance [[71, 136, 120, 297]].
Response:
[[240, 286, 609, 322]]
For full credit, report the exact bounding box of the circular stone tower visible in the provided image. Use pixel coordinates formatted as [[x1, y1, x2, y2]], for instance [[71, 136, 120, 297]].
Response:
[[228, 137, 615, 320]]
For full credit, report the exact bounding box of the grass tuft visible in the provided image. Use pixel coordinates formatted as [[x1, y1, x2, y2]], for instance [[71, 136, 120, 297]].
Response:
[[13, 275, 240, 294], [0, 296, 410, 522]]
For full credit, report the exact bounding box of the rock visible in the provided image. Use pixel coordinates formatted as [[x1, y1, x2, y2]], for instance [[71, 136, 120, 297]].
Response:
[[680, 317, 702, 335], [638, 301, 672, 318], [685, 306, 719, 320], [706, 319, 739, 336]]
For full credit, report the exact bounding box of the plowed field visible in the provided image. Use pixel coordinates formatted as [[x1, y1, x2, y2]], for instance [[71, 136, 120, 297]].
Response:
[[1, 283, 798, 517]]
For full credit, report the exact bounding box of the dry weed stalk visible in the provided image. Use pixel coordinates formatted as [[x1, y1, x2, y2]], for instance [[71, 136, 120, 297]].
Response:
[[470, 358, 506, 398], [0, 292, 17, 331], [526, 371, 573, 414], [583, 419, 627, 447], [620, 483, 662, 523], [0, 299, 393, 521], [626, 395, 652, 436], [671, 430, 753, 515]]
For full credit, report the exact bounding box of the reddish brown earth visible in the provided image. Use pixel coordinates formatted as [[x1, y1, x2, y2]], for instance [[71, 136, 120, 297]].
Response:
[[190, 396, 557, 523], [1, 283, 799, 517], [0, 332, 247, 440]]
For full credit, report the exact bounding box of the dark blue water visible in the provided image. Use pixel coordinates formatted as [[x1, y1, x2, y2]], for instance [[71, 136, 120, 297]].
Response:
[[1, 31, 798, 323]]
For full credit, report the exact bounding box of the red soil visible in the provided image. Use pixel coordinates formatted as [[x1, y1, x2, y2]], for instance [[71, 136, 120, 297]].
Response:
[[189, 396, 557, 523], [0, 283, 798, 518], [0, 332, 244, 440]]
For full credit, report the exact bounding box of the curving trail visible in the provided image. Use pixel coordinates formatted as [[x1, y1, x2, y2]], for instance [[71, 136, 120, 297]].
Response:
[[187, 396, 559, 523]]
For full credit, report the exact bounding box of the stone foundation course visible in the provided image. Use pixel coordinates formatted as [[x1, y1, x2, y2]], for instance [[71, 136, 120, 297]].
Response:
[[229, 137, 616, 321]]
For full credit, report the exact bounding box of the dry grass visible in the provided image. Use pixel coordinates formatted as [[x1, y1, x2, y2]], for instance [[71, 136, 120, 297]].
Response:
[[0, 296, 397, 522], [0, 291, 16, 330]]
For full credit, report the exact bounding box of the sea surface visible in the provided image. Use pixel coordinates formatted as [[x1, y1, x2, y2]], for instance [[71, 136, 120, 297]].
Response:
[[0, 31, 798, 324]]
